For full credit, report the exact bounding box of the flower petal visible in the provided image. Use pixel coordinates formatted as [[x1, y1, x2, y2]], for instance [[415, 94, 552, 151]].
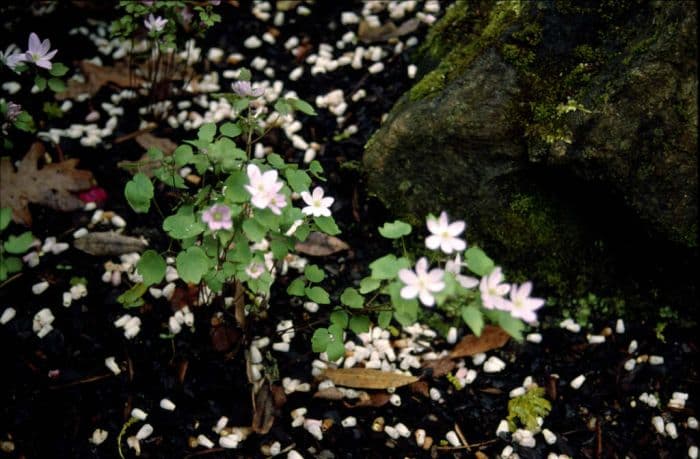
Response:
[[312, 187, 324, 200], [28, 33, 41, 53], [320, 197, 334, 208], [425, 235, 441, 250], [398, 268, 417, 285], [300, 191, 312, 206], [418, 290, 435, 307], [400, 285, 418, 300]]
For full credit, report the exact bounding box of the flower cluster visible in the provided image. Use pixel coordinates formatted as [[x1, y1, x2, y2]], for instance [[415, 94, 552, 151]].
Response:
[[397, 211, 545, 324], [3, 32, 57, 71], [245, 164, 286, 215], [232, 81, 265, 98], [144, 13, 168, 32]]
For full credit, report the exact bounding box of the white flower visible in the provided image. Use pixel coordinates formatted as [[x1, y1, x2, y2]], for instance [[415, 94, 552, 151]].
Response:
[[300, 186, 334, 217], [244, 164, 286, 213], [398, 257, 445, 307], [425, 211, 466, 254], [479, 266, 510, 310], [500, 282, 544, 324], [144, 14, 168, 32], [445, 254, 479, 289]]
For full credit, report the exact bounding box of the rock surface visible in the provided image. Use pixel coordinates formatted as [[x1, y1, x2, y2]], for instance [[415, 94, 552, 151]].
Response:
[[364, 0, 697, 306]]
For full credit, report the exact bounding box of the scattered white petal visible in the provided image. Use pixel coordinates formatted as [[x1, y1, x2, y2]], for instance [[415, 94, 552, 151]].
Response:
[[570, 374, 586, 389]]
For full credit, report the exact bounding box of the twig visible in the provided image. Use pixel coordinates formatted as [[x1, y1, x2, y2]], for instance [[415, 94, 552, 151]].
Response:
[[114, 124, 157, 144], [454, 423, 471, 452], [0, 272, 23, 289], [183, 447, 226, 458], [49, 373, 113, 390]]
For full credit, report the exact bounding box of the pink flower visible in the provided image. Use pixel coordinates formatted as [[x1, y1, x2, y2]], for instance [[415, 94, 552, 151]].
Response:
[[479, 266, 510, 310], [398, 257, 445, 307], [501, 282, 545, 324], [24, 33, 57, 70], [232, 81, 265, 98], [244, 164, 286, 213], [202, 204, 232, 231], [245, 261, 265, 279]]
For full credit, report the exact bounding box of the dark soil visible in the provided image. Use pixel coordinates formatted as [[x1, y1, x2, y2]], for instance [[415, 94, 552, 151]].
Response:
[[1, 2, 698, 458]]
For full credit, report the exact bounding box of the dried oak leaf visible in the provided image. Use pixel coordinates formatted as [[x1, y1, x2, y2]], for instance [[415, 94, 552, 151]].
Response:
[[321, 368, 418, 389], [56, 60, 144, 101], [449, 325, 510, 359], [0, 142, 94, 226], [295, 231, 350, 256]]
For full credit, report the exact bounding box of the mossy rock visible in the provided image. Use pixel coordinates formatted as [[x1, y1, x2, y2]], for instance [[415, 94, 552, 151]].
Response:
[[363, 0, 697, 315]]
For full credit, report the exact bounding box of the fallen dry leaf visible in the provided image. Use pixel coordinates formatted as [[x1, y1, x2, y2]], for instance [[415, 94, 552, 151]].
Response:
[[322, 368, 418, 390], [409, 380, 430, 397], [313, 387, 346, 400], [295, 231, 350, 256], [251, 381, 275, 434], [56, 60, 145, 101], [449, 325, 510, 359], [358, 18, 420, 43], [73, 232, 147, 256], [422, 358, 456, 378], [134, 132, 178, 155], [0, 142, 94, 226], [344, 391, 392, 408]]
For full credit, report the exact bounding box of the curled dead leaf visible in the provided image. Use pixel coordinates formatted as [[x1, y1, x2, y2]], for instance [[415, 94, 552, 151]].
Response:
[[344, 391, 391, 408], [449, 325, 510, 359], [73, 232, 148, 256], [295, 231, 350, 256], [422, 358, 456, 379], [322, 368, 418, 390], [0, 142, 94, 225], [313, 387, 346, 400]]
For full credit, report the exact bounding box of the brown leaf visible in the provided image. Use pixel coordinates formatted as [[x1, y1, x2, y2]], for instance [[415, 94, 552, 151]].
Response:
[[313, 387, 346, 400], [321, 368, 418, 389], [357, 18, 420, 43], [295, 231, 350, 256], [73, 232, 148, 256], [449, 325, 510, 359], [56, 60, 145, 101], [408, 380, 430, 397], [251, 382, 275, 434], [344, 391, 391, 408], [134, 132, 178, 155], [422, 358, 456, 378], [0, 142, 94, 225]]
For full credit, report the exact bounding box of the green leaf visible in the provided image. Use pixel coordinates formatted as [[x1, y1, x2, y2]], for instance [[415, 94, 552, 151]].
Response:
[[340, 287, 364, 309], [378, 220, 412, 239], [198, 122, 216, 142], [0, 208, 12, 232], [286, 278, 306, 296], [288, 98, 317, 115], [359, 277, 380, 294], [304, 264, 325, 283], [48, 78, 66, 92], [163, 213, 205, 239], [4, 231, 34, 254], [224, 170, 250, 203], [465, 247, 495, 276], [274, 99, 291, 116], [254, 208, 281, 232], [326, 340, 345, 361], [34, 75, 47, 91], [369, 254, 410, 280], [219, 122, 242, 138], [308, 160, 325, 180], [242, 219, 266, 242], [1, 256, 22, 280], [117, 283, 147, 308], [313, 216, 341, 235], [305, 286, 330, 304], [285, 169, 311, 193], [238, 68, 252, 81], [266, 153, 286, 169], [349, 315, 371, 334], [330, 310, 349, 328], [176, 246, 210, 284], [311, 328, 330, 352], [49, 62, 69, 77], [137, 250, 166, 286], [389, 281, 418, 326], [377, 311, 392, 329], [173, 145, 193, 166], [270, 238, 292, 259], [124, 173, 154, 213], [498, 312, 525, 341], [461, 304, 484, 336]]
